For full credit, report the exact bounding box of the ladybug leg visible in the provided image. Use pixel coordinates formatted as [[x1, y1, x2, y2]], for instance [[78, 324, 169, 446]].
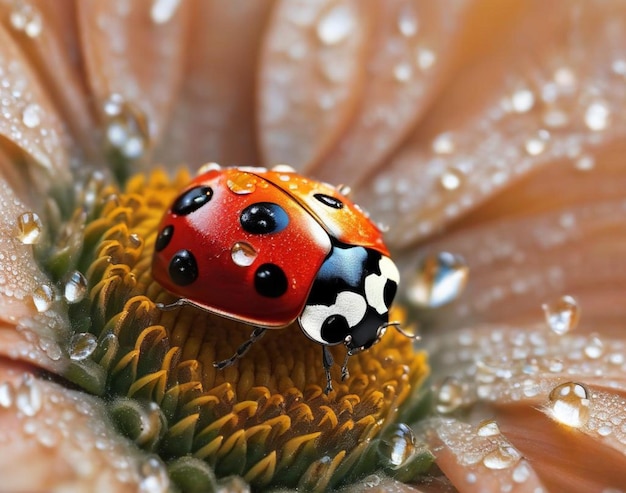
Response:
[[155, 299, 190, 311], [213, 326, 267, 370], [340, 350, 351, 381], [322, 346, 334, 394]]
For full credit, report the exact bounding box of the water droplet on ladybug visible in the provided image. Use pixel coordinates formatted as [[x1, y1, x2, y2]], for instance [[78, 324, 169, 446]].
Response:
[[231, 242, 258, 267], [227, 174, 257, 195], [197, 162, 221, 175]]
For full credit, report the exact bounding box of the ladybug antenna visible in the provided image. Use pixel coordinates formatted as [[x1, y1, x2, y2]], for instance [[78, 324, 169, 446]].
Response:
[[383, 321, 420, 340]]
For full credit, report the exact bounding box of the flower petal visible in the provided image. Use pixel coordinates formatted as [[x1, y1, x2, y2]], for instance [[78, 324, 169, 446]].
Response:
[[78, 0, 190, 154], [154, 0, 275, 168], [311, 0, 470, 185], [0, 20, 71, 190], [357, 1, 626, 248], [0, 0, 100, 159], [0, 364, 157, 492], [258, 0, 374, 168]]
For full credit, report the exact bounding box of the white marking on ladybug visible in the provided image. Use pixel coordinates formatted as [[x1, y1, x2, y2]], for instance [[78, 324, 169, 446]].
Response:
[[299, 291, 367, 344], [364, 256, 400, 315]]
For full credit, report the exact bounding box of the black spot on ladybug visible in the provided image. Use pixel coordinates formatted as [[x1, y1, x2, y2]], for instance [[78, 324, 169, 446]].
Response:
[[240, 202, 289, 235], [155, 225, 174, 252], [314, 193, 343, 209], [254, 263, 288, 298], [171, 186, 213, 215], [384, 279, 397, 309], [320, 315, 350, 344], [169, 249, 198, 286]]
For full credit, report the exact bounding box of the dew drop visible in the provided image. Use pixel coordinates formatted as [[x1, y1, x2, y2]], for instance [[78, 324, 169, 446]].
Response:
[[138, 456, 170, 493], [22, 103, 41, 128], [547, 381, 590, 428], [477, 419, 501, 437], [68, 332, 98, 361], [377, 423, 416, 468], [316, 3, 355, 46], [585, 101, 611, 131], [231, 242, 258, 267], [103, 94, 150, 160], [397, 3, 419, 37], [406, 252, 469, 308], [10, 2, 43, 38], [64, 270, 88, 304], [0, 382, 15, 408], [612, 59, 626, 76], [226, 174, 256, 195], [574, 155, 595, 171], [150, 0, 181, 24], [440, 169, 463, 191], [32, 284, 55, 312], [512, 462, 531, 483], [393, 62, 412, 82], [435, 377, 468, 414], [196, 162, 221, 175], [482, 445, 521, 470], [336, 184, 352, 196], [432, 133, 455, 155], [15, 375, 42, 417], [16, 211, 43, 245], [511, 89, 535, 113], [524, 136, 546, 156], [542, 295, 580, 335], [584, 334, 604, 359], [416, 48, 436, 70]]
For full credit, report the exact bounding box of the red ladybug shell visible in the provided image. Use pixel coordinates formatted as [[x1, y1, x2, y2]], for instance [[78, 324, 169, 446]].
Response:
[[152, 166, 388, 328]]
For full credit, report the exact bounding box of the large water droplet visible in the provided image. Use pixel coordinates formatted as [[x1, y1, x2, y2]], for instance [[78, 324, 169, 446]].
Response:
[[482, 445, 521, 470], [231, 242, 258, 267], [226, 174, 256, 195], [377, 423, 416, 468], [406, 252, 469, 308], [32, 284, 55, 313], [10, 3, 43, 38], [542, 295, 580, 335], [15, 375, 42, 417], [316, 3, 355, 45], [103, 94, 150, 160], [68, 333, 98, 361], [547, 381, 590, 428], [64, 271, 88, 304], [16, 211, 43, 244], [22, 103, 41, 128], [150, 0, 181, 24], [138, 456, 170, 493]]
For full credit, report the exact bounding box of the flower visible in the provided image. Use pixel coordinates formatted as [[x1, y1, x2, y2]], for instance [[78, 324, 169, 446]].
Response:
[[0, 1, 625, 492]]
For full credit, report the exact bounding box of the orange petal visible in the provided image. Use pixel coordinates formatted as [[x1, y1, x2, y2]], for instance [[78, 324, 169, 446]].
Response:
[[258, 0, 374, 169], [0, 21, 71, 189], [78, 0, 190, 154], [154, 0, 275, 168], [0, 1, 100, 160], [0, 363, 154, 492], [358, 1, 626, 248], [312, 0, 471, 185]]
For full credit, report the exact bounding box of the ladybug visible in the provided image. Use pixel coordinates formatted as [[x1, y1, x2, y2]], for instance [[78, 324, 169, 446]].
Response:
[[152, 163, 402, 393]]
